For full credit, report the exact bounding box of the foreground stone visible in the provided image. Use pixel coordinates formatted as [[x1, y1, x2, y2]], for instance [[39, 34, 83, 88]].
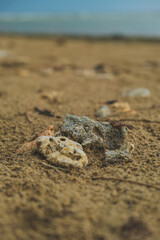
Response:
[[17, 114, 134, 167], [36, 136, 88, 168], [58, 114, 128, 151]]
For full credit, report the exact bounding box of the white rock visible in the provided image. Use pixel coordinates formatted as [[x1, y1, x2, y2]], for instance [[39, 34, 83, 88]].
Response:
[[122, 88, 150, 97], [95, 105, 110, 118], [36, 136, 88, 168]]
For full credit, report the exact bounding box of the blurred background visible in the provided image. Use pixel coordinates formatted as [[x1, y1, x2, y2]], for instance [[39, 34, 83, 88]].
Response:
[[0, 0, 160, 37]]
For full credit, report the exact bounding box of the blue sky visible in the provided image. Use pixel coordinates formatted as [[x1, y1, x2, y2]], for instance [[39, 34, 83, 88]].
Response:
[[0, 0, 160, 14]]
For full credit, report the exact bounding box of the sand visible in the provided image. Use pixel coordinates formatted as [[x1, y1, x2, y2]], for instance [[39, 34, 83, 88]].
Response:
[[0, 35, 160, 240]]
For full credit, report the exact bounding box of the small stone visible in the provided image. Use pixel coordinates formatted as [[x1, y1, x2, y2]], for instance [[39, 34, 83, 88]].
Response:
[[112, 102, 131, 112], [76, 69, 95, 77], [95, 105, 110, 118], [58, 114, 128, 151], [104, 143, 134, 165], [0, 50, 10, 58], [94, 63, 106, 73], [41, 68, 53, 76], [41, 91, 61, 103], [36, 136, 88, 168], [122, 88, 150, 97], [105, 100, 118, 105]]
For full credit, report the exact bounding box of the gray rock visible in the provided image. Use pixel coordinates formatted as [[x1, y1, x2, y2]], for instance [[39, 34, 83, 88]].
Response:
[[104, 143, 134, 165], [122, 88, 150, 97], [95, 105, 110, 118], [57, 114, 128, 151]]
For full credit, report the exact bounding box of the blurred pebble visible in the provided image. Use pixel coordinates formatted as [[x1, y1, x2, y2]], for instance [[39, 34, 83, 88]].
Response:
[[41, 91, 61, 103], [94, 63, 106, 73], [122, 88, 150, 97], [0, 50, 10, 58], [41, 68, 53, 76], [76, 68, 114, 80], [1, 60, 26, 68], [76, 69, 95, 77], [105, 100, 118, 105], [95, 105, 110, 118], [34, 107, 54, 117], [113, 102, 131, 112]]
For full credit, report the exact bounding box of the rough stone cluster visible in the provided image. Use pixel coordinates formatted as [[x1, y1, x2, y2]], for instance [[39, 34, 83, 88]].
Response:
[[35, 114, 134, 168]]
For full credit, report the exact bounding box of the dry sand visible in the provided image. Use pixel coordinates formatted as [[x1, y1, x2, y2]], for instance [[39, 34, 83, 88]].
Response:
[[0, 35, 160, 240]]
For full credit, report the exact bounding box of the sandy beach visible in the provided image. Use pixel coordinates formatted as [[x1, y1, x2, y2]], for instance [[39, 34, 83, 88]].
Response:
[[0, 35, 160, 240]]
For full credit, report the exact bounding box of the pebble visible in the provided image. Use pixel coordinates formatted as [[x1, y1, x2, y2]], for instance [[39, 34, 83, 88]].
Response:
[[76, 68, 113, 80], [41, 91, 61, 103], [112, 102, 131, 112], [122, 88, 150, 97], [57, 114, 128, 151], [0, 50, 10, 58], [106, 100, 118, 105], [95, 105, 110, 118], [104, 143, 134, 165], [36, 136, 88, 168], [94, 63, 106, 73], [76, 69, 95, 77], [41, 68, 53, 76], [93, 63, 114, 79]]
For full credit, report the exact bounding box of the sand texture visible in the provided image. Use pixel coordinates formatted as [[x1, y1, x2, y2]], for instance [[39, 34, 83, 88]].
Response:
[[0, 36, 160, 240]]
